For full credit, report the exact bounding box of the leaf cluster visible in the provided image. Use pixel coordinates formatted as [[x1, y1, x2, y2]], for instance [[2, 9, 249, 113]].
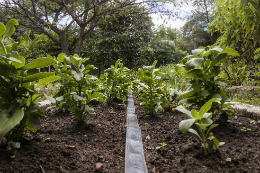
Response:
[[100, 59, 132, 104], [44, 53, 103, 124], [176, 99, 225, 154], [135, 60, 169, 116], [176, 46, 239, 115], [0, 19, 57, 143]]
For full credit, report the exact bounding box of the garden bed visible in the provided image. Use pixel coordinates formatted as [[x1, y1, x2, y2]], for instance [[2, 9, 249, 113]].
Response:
[[0, 102, 126, 173], [136, 103, 260, 172], [1, 97, 260, 173]]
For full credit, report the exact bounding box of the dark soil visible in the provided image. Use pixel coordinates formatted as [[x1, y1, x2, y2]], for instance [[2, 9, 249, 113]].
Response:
[[1, 98, 260, 173], [136, 105, 260, 173], [0, 102, 127, 173]]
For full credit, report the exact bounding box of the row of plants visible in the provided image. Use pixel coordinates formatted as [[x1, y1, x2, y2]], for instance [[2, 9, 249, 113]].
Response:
[[0, 19, 241, 155]]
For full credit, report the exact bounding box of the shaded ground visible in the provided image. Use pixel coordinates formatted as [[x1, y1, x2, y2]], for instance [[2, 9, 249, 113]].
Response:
[[1, 98, 260, 173], [0, 102, 126, 173]]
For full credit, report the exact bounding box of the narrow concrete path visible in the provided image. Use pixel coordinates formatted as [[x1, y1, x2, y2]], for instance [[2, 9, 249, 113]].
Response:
[[125, 95, 148, 173]]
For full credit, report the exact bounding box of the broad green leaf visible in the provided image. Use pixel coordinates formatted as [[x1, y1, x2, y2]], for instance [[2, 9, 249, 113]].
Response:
[[143, 65, 154, 71], [70, 55, 81, 67], [199, 98, 219, 118], [44, 93, 56, 104], [23, 72, 55, 83], [222, 109, 234, 115], [72, 70, 83, 81], [208, 94, 222, 100], [210, 53, 227, 67], [191, 109, 199, 119], [210, 65, 221, 77], [27, 69, 39, 76], [206, 124, 218, 137], [3, 19, 18, 38], [35, 76, 60, 88], [219, 142, 225, 146], [6, 57, 21, 63], [200, 118, 213, 125], [185, 58, 204, 70], [29, 114, 41, 129], [175, 105, 192, 118], [216, 81, 227, 87], [152, 97, 161, 105], [179, 119, 196, 134], [89, 93, 104, 102], [85, 105, 94, 113], [202, 113, 212, 118], [115, 59, 121, 69], [186, 69, 203, 77], [57, 53, 66, 63], [58, 72, 73, 81], [178, 90, 195, 99], [161, 97, 169, 110], [195, 123, 209, 131], [10, 37, 25, 52], [18, 58, 55, 70], [0, 61, 11, 77], [201, 90, 210, 97], [0, 22, 6, 38], [188, 128, 202, 141], [0, 109, 24, 138], [221, 48, 240, 56], [72, 94, 86, 101], [192, 49, 204, 55], [56, 96, 64, 102]]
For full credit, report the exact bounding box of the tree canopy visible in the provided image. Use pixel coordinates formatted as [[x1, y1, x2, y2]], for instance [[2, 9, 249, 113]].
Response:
[[0, 0, 177, 58]]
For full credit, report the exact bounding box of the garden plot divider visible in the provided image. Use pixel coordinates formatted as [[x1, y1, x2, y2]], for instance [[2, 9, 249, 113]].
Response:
[[125, 95, 148, 173]]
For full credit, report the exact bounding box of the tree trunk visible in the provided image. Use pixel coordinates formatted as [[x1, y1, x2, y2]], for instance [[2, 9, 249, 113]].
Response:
[[74, 36, 84, 55], [60, 32, 70, 56], [59, 32, 77, 70]]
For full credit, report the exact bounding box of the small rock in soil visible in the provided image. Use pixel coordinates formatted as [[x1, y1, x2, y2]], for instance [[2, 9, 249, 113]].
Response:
[[95, 162, 103, 172]]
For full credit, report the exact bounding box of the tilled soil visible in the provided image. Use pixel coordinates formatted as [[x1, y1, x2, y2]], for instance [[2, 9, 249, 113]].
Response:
[[0, 102, 126, 173], [135, 103, 260, 173], [1, 98, 260, 173]]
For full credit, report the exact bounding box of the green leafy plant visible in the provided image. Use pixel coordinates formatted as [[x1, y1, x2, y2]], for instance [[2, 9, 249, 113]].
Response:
[[156, 142, 167, 150], [44, 53, 103, 124], [0, 19, 58, 144], [176, 46, 239, 117], [136, 60, 168, 116], [241, 127, 251, 132], [175, 98, 225, 154], [250, 120, 256, 124], [100, 59, 131, 104]]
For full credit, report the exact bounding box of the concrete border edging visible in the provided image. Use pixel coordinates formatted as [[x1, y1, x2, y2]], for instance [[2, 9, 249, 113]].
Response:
[[125, 95, 148, 173]]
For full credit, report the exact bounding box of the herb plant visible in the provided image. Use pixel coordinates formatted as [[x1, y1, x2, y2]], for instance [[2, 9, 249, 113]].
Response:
[[156, 142, 167, 150], [100, 59, 131, 104], [44, 53, 103, 124], [0, 19, 58, 143], [136, 60, 167, 116], [175, 98, 225, 154], [176, 46, 239, 116]]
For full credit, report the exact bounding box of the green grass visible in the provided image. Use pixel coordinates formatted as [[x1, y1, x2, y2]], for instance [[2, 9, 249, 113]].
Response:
[[224, 87, 260, 106]]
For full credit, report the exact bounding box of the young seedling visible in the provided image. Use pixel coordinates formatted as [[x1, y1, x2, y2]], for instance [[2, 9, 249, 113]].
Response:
[[241, 127, 251, 132], [156, 143, 167, 150], [175, 98, 225, 154]]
